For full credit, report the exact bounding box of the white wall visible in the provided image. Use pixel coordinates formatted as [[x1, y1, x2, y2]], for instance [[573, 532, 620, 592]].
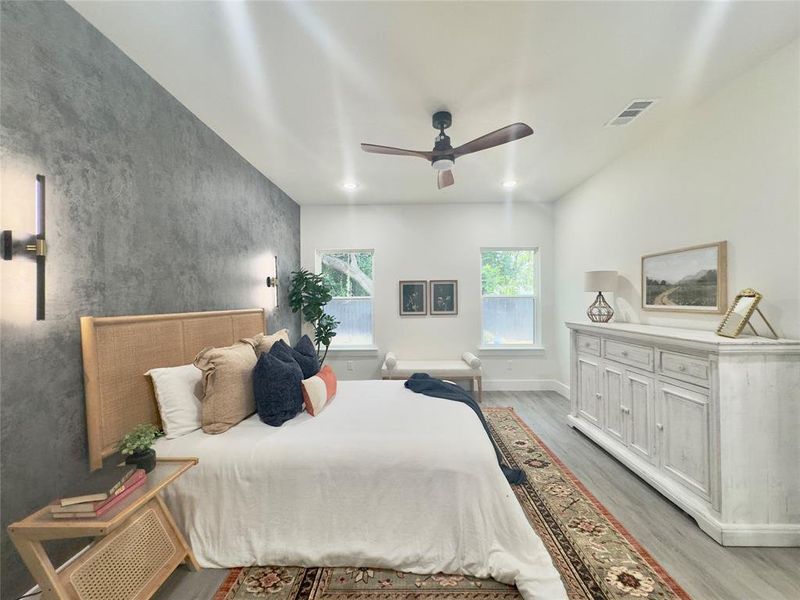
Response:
[[301, 202, 563, 391], [554, 40, 800, 387]]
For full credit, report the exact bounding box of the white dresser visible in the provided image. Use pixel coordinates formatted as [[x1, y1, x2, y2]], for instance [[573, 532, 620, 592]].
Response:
[[566, 321, 800, 546]]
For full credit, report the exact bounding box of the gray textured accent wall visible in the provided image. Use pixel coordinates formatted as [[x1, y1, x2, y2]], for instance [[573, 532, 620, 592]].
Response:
[[0, 2, 300, 596]]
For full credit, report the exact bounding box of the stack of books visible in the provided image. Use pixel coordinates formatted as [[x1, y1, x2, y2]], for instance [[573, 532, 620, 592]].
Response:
[[50, 467, 147, 519]]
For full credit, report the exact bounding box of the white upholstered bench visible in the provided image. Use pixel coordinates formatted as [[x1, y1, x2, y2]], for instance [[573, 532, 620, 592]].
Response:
[[380, 352, 483, 402]]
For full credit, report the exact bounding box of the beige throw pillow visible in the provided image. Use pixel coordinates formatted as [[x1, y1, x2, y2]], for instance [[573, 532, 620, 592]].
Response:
[[241, 329, 290, 356], [194, 342, 258, 434]]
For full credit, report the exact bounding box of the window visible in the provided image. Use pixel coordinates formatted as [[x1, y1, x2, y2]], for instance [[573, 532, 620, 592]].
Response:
[[481, 249, 537, 346], [318, 250, 374, 347]]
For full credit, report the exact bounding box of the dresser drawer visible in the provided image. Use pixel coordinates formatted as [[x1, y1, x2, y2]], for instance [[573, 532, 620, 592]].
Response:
[[603, 339, 654, 371], [576, 333, 600, 356], [659, 351, 710, 387]]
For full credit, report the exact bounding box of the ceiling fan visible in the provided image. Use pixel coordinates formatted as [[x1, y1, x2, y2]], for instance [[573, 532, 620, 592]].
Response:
[[360, 111, 533, 189]]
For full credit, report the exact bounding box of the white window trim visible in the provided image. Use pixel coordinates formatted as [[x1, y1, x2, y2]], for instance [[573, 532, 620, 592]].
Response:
[[325, 346, 380, 358], [477, 346, 546, 356], [479, 247, 542, 349], [316, 248, 375, 348]]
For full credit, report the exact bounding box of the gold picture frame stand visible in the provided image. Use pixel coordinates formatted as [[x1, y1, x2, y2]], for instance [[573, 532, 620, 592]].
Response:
[[716, 288, 778, 339]]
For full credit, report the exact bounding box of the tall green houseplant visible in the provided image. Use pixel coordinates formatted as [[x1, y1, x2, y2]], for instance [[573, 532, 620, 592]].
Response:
[[288, 269, 339, 365]]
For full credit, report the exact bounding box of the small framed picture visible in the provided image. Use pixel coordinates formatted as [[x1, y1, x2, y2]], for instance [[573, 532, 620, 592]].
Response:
[[429, 280, 458, 315], [399, 281, 427, 316], [641, 241, 727, 313]]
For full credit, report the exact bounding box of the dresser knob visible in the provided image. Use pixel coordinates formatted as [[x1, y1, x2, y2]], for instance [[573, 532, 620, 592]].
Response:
[[621, 350, 629, 357], [656, 422, 664, 431], [678, 364, 687, 372]]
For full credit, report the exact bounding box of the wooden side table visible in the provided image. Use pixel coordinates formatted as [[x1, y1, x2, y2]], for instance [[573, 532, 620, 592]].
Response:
[[8, 458, 200, 600]]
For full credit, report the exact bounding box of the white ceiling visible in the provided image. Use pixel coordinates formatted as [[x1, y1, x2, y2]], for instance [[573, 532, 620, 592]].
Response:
[[69, 1, 799, 205]]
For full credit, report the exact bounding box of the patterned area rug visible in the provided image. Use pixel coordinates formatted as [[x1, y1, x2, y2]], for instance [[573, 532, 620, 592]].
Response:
[[215, 408, 690, 600]]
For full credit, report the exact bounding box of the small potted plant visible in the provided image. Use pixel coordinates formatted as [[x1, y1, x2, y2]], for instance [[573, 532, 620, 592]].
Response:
[[118, 423, 163, 473]]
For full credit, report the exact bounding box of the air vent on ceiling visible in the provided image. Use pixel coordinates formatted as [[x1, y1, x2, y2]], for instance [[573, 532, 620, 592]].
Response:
[[606, 99, 657, 127]]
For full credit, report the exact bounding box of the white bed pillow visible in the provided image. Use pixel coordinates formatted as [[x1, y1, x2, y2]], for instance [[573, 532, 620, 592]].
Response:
[[146, 364, 203, 439]]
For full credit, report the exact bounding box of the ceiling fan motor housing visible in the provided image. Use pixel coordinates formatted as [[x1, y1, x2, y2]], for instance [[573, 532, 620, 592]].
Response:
[[431, 111, 454, 170], [432, 132, 454, 168]]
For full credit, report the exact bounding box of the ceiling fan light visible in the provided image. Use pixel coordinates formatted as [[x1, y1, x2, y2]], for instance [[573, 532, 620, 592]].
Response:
[[502, 180, 518, 189], [341, 181, 359, 190], [432, 158, 454, 171]]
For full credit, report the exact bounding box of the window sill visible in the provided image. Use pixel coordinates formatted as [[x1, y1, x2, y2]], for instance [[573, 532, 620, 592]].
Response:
[[326, 346, 380, 359], [478, 345, 546, 357]]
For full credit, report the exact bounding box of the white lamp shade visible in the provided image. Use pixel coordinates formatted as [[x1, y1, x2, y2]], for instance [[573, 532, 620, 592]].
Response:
[[584, 270, 618, 292]]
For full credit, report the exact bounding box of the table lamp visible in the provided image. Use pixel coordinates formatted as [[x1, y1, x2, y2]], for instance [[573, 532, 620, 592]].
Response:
[[584, 270, 617, 323]]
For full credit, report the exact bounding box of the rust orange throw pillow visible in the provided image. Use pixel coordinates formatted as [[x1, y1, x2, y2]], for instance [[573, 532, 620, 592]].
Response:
[[301, 365, 337, 416]]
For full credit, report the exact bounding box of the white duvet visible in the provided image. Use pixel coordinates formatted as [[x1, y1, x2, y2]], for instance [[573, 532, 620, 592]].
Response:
[[155, 379, 566, 600]]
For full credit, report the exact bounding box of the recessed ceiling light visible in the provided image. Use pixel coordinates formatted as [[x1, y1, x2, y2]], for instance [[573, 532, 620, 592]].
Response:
[[341, 181, 358, 190], [502, 180, 517, 189]]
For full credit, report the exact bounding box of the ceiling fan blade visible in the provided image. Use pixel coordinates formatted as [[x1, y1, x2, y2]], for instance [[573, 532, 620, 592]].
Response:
[[452, 123, 533, 158], [437, 169, 454, 189], [361, 143, 432, 160]]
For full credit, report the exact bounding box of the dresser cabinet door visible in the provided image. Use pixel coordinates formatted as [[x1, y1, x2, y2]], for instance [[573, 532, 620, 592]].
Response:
[[603, 365, 626, 444], [626, 372, 655, 462], [657, 382, 711, 500], [577, 356, 602, 428]]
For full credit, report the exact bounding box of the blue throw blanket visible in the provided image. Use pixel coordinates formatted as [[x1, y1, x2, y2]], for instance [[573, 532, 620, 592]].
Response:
[[404, 373, 526, 485]]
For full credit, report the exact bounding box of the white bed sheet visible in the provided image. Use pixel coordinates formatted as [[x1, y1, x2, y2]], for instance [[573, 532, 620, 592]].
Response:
[[155, 379, 566, 600]]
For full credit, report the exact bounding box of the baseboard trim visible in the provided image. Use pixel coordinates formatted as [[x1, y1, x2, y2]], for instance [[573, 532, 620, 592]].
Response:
[[482, 379, 569, 396], [551, 380, 570, 399]]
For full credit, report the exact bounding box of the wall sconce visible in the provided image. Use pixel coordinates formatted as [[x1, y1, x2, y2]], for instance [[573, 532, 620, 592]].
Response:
[[265, 255, 278, 308], [2, 174, 47, 320]]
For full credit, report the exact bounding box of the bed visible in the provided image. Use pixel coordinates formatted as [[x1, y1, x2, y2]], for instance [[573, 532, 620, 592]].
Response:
[[80, 309, 566, 600]]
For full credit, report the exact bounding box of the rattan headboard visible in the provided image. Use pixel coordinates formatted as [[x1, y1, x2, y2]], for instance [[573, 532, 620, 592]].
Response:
[[80, 308, 266, 471]]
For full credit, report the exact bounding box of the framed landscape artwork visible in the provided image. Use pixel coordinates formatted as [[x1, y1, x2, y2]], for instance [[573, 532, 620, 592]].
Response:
[[641, 241, 727, 313], [399, 280, 427, 316], [429, 280, 458, 315]]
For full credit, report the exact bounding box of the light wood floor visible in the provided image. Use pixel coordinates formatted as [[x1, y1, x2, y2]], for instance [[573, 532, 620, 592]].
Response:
[[153, 391, 800, 600]]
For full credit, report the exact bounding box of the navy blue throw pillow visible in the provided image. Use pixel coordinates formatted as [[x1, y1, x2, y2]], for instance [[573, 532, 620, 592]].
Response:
[[253, 342, 304, 427], [292, 335, 320, 379]]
